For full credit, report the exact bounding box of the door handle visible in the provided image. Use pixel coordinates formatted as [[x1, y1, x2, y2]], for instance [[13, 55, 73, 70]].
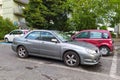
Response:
[[25, 39, 28, 42], [42, 42, 44, 44], [98, 40, 102, 43]]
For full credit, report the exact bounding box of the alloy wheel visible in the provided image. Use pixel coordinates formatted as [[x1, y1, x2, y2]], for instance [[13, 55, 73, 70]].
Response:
[[17, 46, 28, 58], [5, 38, 9, 43], [100, 46, 110, 56], [64, 51, 80, 67]]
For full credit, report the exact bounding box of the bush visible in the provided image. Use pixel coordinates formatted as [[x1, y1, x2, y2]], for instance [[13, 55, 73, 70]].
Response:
[[100, 26, 107, 30], [110, 31, 116, 38], [0, 16, 16, 40]]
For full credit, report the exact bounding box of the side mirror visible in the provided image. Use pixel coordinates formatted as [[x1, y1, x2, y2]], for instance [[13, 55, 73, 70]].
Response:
[[51, 39, 58, 43], [72, 36, 76, 40], [9, 33, 12, 35]]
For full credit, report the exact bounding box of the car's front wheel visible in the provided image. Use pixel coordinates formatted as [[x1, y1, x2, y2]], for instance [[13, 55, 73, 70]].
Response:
[[63, 51, 80, 67], [17, 46, 28, 58], [4, 38, 9, 43], [100, 46, 110, 56]]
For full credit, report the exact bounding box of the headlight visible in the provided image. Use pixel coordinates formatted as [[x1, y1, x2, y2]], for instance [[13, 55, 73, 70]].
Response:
[[86, 49, 96, 55]]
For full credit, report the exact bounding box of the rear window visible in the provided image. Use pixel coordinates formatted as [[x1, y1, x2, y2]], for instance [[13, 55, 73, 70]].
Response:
[[103, 33, 109, 39]]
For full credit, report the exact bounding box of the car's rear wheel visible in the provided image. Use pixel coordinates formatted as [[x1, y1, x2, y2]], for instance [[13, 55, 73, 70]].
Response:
[[100, 46, 110, 56], [63, 51, 80, 67], [4, 38, 9, 43], [17, 46, 28, 58]]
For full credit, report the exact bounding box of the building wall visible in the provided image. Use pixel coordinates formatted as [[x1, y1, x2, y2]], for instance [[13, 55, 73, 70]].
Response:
[[2, 0, 14, 21], [1, 0, 28, 28], [2, 0, 21, 23], [0, 0, 2, 16]]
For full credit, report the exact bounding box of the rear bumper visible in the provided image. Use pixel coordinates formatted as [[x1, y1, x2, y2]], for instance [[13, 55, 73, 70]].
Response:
[[110, 45, 114, 51], [109, 49, 114, 55], [109, 45, 114, 55], [11, 44, 17, 52]]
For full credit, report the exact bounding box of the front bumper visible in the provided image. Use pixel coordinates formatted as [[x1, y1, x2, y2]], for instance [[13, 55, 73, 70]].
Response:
[[81, 54, 101, 65]]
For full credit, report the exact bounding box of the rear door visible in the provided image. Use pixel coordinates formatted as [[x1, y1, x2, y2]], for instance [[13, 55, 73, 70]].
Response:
[[25, 31, 41, 54], [88, 31, 103, 47]]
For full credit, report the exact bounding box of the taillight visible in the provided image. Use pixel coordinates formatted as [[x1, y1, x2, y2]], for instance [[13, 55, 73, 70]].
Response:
[[109, 40, 113, 44], [112, 40, 114, 43]]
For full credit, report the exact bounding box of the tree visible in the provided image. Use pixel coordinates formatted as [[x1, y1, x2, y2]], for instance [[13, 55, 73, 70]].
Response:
[[108, 0, 120, 27], [66, 0, 120, 30], [24, 0, 120, 31], [100, 26, 107, 30], [66, 0, 113, 30], [24, 0, 72, 31]]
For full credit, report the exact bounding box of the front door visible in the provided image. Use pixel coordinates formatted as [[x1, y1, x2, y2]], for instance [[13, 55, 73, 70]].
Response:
[[73, 31, 90, 43], [39, 31, 61, 58]]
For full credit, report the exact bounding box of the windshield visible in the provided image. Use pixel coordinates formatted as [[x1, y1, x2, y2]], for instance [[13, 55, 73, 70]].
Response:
[[54, 31, 71, 42]]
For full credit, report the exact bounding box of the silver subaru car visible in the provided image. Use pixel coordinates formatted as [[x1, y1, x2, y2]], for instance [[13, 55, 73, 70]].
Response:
[[11, 30, 101, 67]]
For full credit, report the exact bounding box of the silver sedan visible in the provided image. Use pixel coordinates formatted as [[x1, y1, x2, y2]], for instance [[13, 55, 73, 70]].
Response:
[[11, 30, 101, 67]]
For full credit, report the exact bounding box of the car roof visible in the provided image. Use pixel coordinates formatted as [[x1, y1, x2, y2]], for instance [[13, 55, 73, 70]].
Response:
[[13, 29, 29, 31], [80, 29, 110, 32], [30, 29, 57, 32]]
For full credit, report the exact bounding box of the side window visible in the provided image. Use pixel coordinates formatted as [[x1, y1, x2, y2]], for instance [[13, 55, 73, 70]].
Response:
[[10, 31, 17, 35], [16, 31, 23, 34], [90, 32, 102, 38], [25, 31, 40, 40], [75, 32, 89, 38], [10, 30, 23, 35], [41, 31, 56, 42], [103, 33, 109, 39]]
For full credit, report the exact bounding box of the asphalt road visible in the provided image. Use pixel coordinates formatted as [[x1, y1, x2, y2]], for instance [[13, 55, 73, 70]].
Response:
[[0, 43, 120, 80]]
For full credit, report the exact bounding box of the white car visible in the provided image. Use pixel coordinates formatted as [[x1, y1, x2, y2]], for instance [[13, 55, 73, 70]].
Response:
[[4, 29, 29, 42]]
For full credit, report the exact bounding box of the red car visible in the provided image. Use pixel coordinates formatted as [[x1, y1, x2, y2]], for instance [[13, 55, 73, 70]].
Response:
[[72, 30, 114, 56]]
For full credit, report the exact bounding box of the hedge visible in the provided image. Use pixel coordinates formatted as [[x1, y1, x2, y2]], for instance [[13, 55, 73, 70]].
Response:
[[0, 16, 16, 40]]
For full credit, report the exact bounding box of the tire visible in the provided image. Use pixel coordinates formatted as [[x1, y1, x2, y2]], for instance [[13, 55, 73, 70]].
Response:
[[4, 38, 9, 43], [17, 46, 28, 58], [63, 51, 80, 67], [99, 46, 110, 56]]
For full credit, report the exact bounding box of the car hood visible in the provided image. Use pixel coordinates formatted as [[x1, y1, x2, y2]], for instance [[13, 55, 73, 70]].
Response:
[[4, 34, 9, 37], [67, 41, 98, 50]]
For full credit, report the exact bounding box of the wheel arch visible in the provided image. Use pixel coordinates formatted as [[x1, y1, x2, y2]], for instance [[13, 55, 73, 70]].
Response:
[[4, 37, 9, 42], [62, 50, 81, 61], [4, 37, 8, 39], [99, 45, 111, 56], [16, 45, 27, 52], [99, 45, 110, 50], [16, 45, 29, 58]]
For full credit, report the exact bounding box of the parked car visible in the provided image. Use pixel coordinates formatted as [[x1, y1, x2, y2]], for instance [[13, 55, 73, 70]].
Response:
[[72, 30, 114, 56], [11, 30, 101, 67], [4, 29, 29, 42]]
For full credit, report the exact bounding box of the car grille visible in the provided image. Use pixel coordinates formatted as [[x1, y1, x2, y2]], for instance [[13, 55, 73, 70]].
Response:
[[95, 56, 101, 62]]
